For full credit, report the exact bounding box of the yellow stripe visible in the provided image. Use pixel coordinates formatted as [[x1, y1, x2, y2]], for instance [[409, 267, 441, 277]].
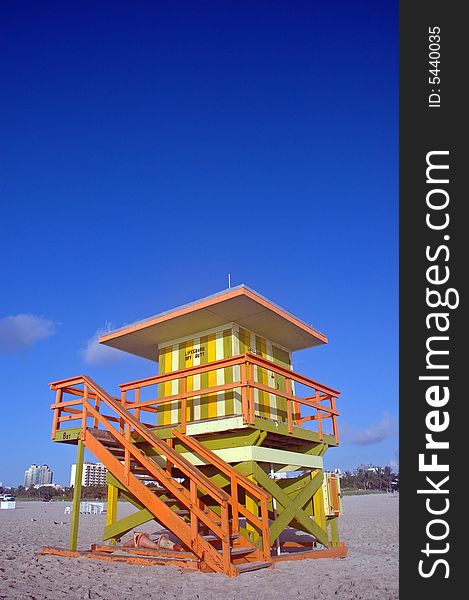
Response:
[[207, 333, 217, 419]]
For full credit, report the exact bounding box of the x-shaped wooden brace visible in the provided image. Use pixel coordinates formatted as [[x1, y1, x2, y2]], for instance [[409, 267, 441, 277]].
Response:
[[250, 463, 329, 548]]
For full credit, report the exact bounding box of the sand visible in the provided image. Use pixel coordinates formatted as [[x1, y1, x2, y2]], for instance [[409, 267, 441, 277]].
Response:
[[0, 494, 398, 599]]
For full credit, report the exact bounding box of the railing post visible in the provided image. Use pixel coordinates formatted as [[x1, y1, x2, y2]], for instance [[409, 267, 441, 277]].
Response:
[[81, 386, 89, 432], [241, 363, 248, 424], [51, 389, 62, 440], [134, 388, 141, 423], [93, 394, 100, 429], [190, 479, 198, 549], [286, 379, 292, 433], [248, 362, 255, 424], [331, 396, 339, 443], [165, 438, 174, 476], [220, 500, 231, 575], [120, 390, 126, 435], [231, 475, 239, 533], [124, 422, 131, 484]]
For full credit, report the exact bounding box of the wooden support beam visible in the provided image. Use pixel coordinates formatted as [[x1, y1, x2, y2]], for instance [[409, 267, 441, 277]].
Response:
[[105, 483, 119, 544], [70, 439, 84, 551], [267, 471, 328, 547], [103, 506, 154, 542], [249, 464, 328, 548], [245, 474, 259, 544], [311, 469, 327, 532], [329, 517, 340, 548]]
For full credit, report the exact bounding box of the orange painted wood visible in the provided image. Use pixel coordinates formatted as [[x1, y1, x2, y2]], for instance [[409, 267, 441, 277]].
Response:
[[84, 428, 228, 574], [240, 363, 248, 424], [51, 389, 62, 438], [99, 286, 328, 347], [272, 544, 348, 562], [249, 363, 255, 424]]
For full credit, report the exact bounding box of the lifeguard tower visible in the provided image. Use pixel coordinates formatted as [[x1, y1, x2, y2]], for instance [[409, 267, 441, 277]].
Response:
[[44, 286, 346, 575]]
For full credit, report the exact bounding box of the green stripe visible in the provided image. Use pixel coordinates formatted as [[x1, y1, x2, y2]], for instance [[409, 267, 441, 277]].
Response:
[[178, 341, 187, 422]]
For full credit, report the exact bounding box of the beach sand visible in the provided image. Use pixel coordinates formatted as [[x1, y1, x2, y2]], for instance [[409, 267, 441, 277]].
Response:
[[0, 494, 398, 599]]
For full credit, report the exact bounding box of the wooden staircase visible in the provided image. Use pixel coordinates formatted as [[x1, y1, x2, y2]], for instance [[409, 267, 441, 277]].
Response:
[[50, 376, 273, 576]]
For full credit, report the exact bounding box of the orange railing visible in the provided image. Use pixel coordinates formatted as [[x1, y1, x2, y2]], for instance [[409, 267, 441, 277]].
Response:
[[118, 352, 340, 443]]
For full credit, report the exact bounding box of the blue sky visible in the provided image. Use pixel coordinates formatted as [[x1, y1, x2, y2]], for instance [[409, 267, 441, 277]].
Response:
[[0, 1, 397, 486]]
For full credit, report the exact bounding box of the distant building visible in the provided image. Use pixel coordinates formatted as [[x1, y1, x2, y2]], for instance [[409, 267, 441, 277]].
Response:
[[23, 465, 53, 488], [33, 483, 61, 489], [355, 464, 379, 474], [70, 462, 107, 487]]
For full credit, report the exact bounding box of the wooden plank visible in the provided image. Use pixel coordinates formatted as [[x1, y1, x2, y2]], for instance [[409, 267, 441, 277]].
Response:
[[91, 545, 197, 560], [329, 517, 340, 548], [105, 483, 119, 544], [70, 440, 84, 551], [40, 547, 199, 569], [272, 544, 348, 562], [236, 561, 273, 573], [54, 427, 82, 442]]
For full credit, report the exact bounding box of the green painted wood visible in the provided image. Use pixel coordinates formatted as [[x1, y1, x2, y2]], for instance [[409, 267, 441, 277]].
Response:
[[54, 427, 82, 443], [275, 471, 314, 496], [69, 439, 84, 551], [106, 472, 134, 494], [233, 461, 256, 478], [103, 507, 154, 541], [203, 471, 231, 490], [329, 517, 340, 548], [251, 466, 328, 547], [140, 429, 262, 456], [247, 465, 314, 543], [253, 416, 337, 446], [255, 431, 268, 446], [131, 416, 336, 448], [103, 475, 186, 540]]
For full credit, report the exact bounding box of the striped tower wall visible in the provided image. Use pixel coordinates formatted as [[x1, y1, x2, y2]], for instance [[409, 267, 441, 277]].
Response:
[[156, 324, 293, 427]]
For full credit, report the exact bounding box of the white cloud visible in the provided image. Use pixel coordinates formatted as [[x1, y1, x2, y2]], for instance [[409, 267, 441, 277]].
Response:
[[82, 327, 125, 366], [0, 314, 56, 352], [352, 413, 396, 445]]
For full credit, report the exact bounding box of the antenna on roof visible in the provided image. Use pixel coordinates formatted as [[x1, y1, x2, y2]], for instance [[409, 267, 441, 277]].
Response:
[[228, 273, 231, 289]]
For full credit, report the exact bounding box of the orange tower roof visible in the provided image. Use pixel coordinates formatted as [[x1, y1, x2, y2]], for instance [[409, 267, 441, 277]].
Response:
[[99, 285, 327, 361]]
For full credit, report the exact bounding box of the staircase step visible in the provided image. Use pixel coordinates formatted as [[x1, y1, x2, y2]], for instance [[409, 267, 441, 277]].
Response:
[[230, 547, 255, 557], [236, 561, 273, 574], [202, 533, 240, 543], [89, 429, 121, 447]]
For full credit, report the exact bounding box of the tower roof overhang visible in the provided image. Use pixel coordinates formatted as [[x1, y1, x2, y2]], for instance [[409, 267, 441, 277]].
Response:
[[99, 285, 328, 361]]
